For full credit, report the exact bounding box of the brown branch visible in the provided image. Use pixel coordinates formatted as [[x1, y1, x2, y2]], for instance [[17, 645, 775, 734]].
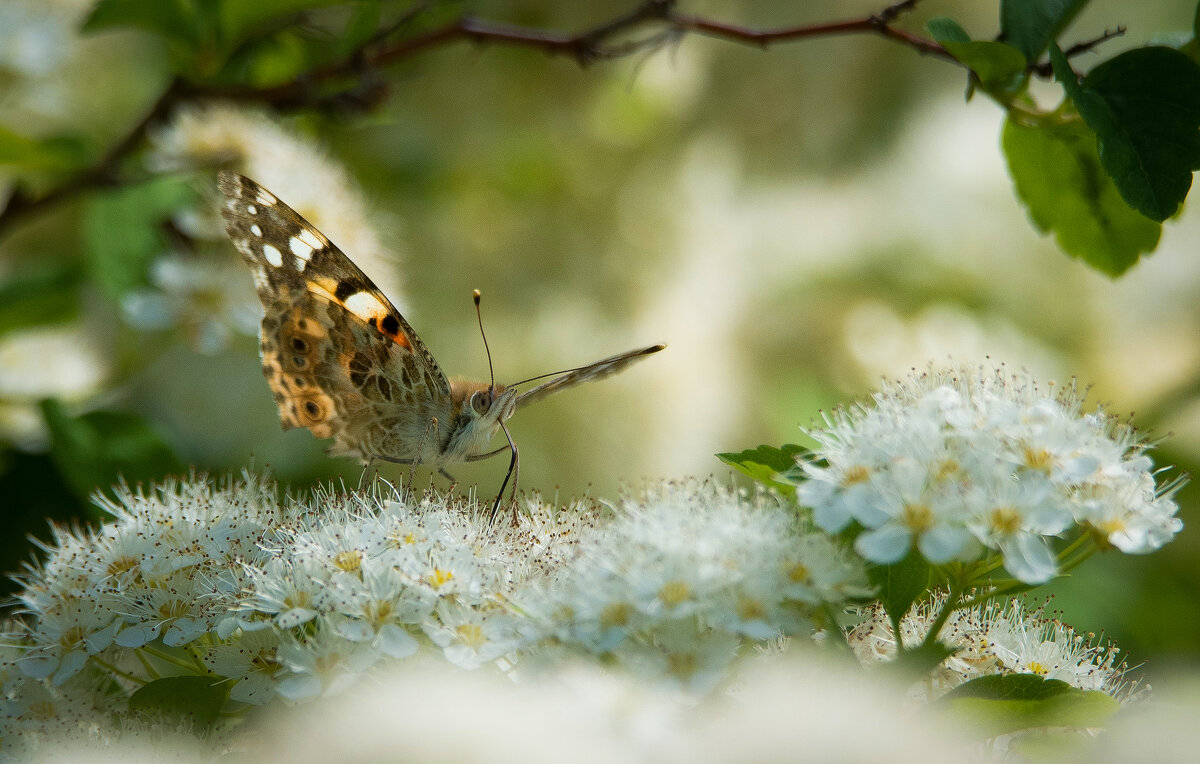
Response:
[[0, 81, 185, 240], [0, 0, 1126, 239], [1030, 26, 1127, 78]]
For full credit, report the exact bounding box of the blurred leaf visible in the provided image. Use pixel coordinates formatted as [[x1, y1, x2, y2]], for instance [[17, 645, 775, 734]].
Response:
[[717, 444, 807, 496], [940, 674, 1120, 737], [41, 400, 185, 503], [245, 29, 313, 86], [129, 676, 227, 728], [1052, 44, 1200, 222], [1002, 116, 1160, 275], [84, 176, 197, 300], [885, 638, 957, 678], [0, 451, 91, 598], [0, 128, 90, 172], [868, 550, 934, 642], [84, 0, 200, 47], [217, 0, 347, 47], [1000, 0, 1090, 63], [0, 264, 80, 337]]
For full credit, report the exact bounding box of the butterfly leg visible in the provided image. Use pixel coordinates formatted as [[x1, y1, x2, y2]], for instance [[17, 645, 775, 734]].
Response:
[[358, 457, 377, 491], [486, 421, 520, 525], [405, 416, 438, 494], [438, 468, 459, 494]]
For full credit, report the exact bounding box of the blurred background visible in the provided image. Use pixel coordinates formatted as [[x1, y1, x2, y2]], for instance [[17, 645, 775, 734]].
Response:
[[1, 0, 1198, 678]]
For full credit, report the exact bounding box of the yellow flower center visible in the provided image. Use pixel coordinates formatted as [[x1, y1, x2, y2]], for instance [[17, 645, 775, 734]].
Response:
[[901, 502, 933, 533], [658, 580, 691, 608]]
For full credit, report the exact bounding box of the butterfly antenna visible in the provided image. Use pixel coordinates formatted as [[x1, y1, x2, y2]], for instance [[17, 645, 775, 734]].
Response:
[[473, 289, 496, 392]]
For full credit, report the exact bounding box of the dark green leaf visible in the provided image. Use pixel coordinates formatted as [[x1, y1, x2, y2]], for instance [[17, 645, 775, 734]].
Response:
[[1053, 44, 1200, 221], [940, 674, 1120, 737], [129, 676, 228, 729], [41, 400, 185, 502], [84, 176, 197, 299], [0, 264, 80, 337], [1002, 115, 1160, 275], [885, 638, 957, 678], [867, 550, 935, 644], [1000, 0, 1090, 63], [717, 444, 807, 496]]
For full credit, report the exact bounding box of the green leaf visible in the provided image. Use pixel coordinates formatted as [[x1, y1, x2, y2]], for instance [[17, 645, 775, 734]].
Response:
[[717, 444, 807, 496], [940, 674, 1120, 737], [128, 676, 228, 729], [0, 127, 90, 172], [1052, 44, 1200, 221], [866, 550, 935, 644], [1002, 115, 1160, 275], [1000, 0, 1090, 63], [0, 264, 80, 337], [41, 400, 185, 502], [926, 17, 971, 45], [84, 0, 200, 47], [217, 0, 347, 47], [927, 18, 1027, 97], [84, 176, 197, 299]]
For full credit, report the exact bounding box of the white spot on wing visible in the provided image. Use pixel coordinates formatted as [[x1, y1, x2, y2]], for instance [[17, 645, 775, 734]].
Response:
[[250, 224, 263, 237], [342, 291, 388, 321], [298, 229, 325, 249], [255, 191, 277, 206], [261, 243, 284, 267], [252, 269, 270, 290], [247, 204, 258, 215], [290, 236, 315, 261]]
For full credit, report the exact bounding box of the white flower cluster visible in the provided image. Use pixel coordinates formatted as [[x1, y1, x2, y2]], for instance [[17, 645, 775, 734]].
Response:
[[847, 591, 1139, 704], [0, 475, 866, 752], [797, 364, 1184, 583], [519, 480, 871, 688]]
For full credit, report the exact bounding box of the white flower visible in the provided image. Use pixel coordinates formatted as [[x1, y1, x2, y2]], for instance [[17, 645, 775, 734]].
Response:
[[202, 629, 283, 705], [275, 630, 381, 702], [519, 479, 869, 686], [797, 364, 1184, 583], [846, 591, 1139, 704]]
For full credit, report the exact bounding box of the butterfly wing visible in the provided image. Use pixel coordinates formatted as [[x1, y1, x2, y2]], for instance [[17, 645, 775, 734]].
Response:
[[513, 344, 665, 411], [218, 171, 454, 462]]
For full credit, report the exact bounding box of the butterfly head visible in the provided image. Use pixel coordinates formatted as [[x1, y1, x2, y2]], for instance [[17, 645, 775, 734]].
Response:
[[447, 379, 519, 457]]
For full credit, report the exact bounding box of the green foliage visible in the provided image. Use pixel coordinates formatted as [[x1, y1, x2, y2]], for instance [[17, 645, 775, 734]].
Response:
[[867, 550, 936, 645], [1002, 116, 1161, 275], [1052, 44, 1200, 222], [926, 18, 1027, 96], [716, 444, 807, 496], [0, 127, 90, 174], [0, 264, 80, 337], [939, 674, 1121, 737], [1000, 0, 1090, 63], [83, 176, 198, 300], [41, 400, 185, 503], [128, 676, 228, 729]]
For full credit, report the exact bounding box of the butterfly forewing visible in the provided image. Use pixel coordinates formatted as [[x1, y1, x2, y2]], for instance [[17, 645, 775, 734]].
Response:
[[218, 171, 455, 461]]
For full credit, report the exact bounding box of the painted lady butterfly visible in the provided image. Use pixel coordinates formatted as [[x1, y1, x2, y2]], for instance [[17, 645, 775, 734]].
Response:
[[217, 172, 663, 516]]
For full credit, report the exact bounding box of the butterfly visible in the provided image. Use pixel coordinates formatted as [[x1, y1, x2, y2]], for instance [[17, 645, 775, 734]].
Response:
[[217, 172, 664, 518]]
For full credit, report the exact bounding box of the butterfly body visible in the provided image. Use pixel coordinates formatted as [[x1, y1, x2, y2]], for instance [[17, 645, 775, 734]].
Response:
[[217, 172, 662, 491]]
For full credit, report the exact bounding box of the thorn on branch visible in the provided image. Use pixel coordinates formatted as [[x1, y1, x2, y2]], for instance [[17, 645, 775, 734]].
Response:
[[1030, 26, 1126, 78]]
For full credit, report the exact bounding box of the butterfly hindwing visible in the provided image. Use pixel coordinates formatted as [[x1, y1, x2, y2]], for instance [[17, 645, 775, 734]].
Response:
[[218, 171, 454, 461]]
